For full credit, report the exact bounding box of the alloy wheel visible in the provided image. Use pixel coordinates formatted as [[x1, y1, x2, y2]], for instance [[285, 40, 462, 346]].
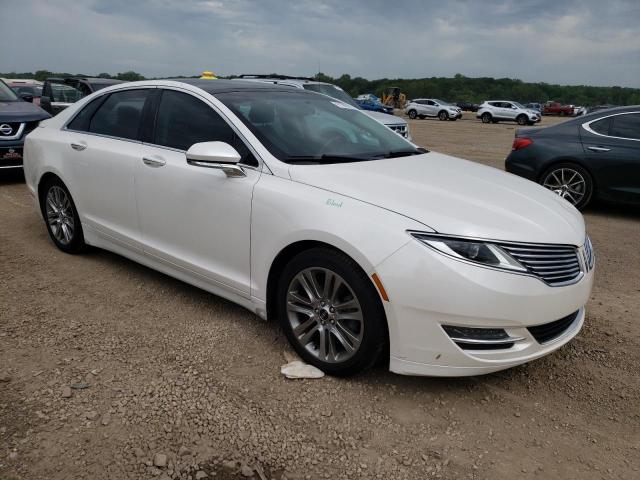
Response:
[[286, 267, 364, 364], [542, 168, 587, 206], [46, 186, 75, 245]]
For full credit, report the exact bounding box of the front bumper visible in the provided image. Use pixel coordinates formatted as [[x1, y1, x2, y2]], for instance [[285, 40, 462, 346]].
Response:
[[376, 239, 594, 376], [0, 140, 24, 169]]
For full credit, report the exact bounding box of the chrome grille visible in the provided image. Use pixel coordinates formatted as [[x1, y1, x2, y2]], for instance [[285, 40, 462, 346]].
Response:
[[499, 243, 582, 286], [388, 124, 408, 137], [583, 235, 594, 271]]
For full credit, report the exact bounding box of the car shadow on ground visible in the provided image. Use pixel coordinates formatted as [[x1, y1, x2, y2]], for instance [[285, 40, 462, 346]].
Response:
[[0, 170, 25, 185], [586, 201, 640, 221]]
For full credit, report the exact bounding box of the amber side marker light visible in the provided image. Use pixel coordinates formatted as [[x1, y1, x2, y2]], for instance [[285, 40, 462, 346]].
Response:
[[371, 273, 390, 302]]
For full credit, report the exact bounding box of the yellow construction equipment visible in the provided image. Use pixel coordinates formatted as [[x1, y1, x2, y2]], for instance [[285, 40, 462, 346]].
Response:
[[381, 87, 407, 109], [199, 71, 218, 80]]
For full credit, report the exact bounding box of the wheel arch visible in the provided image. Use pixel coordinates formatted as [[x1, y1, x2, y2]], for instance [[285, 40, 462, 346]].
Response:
[[265, 240, 384, 324], [37, 171, 66, 215]]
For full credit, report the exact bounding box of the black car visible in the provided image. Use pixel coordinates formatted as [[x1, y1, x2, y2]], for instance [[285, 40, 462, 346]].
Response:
[[42, 77, 126, 115], [456, 101, 479, 112], [506, 105, 640, 210], [0, 80, 51, 170]]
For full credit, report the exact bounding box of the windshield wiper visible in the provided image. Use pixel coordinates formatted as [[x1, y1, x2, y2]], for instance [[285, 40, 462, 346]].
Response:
[[284, 154, 372, 164], [377, 147, 428, 159]]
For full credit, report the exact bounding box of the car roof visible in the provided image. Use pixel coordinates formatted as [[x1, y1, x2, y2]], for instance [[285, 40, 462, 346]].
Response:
[[171, 78, 301, 94]]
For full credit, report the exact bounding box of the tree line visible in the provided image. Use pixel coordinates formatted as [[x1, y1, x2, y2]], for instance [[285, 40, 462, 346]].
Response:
[[3, 70, 639, 106]]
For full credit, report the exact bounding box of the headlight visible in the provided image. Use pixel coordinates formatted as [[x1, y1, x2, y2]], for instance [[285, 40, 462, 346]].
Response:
[[410, 232, 527, 272]]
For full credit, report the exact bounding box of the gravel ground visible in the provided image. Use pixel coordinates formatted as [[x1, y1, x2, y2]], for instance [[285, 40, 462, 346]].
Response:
[[1, 114, 639, 480]]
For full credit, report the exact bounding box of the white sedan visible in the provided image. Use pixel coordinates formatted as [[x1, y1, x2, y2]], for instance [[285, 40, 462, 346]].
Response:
[[23, 80, 595, 377]]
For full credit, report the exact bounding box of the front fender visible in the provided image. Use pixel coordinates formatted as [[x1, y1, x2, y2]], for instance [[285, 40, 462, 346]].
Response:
[[250, 174, 431, 302]]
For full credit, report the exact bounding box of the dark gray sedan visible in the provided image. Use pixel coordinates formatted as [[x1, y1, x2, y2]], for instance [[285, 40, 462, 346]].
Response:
[[505, 106, 640, 210]]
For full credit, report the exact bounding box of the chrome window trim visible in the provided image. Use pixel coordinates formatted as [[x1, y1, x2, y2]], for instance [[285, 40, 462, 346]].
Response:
[[407, 230, 586, 287], [581, 111, 640, 142], [61, 85, 157, 132], [61, 84, 265, 171], [0, 122, 25, 141], [146, 85, 265, 170]]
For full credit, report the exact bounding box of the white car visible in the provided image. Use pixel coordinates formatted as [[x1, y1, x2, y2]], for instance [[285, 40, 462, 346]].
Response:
[[23, 80, 594, 377], [404, 99, 462, 121], [477, 100, 541, 125], [236, 75, 411, 140]]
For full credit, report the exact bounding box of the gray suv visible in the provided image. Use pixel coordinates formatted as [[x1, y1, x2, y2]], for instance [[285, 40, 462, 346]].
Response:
[[237, 75, 411, 140]]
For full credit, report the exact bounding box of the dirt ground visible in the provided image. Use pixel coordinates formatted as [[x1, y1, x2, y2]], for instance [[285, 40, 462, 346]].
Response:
[[1, 114, 639, 480]]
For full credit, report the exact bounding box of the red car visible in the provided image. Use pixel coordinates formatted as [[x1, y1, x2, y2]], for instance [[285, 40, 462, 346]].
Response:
[[542, 101, 573, 116]]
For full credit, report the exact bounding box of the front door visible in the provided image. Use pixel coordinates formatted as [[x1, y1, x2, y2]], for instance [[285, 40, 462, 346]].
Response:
[[134, 88, 262, 294]]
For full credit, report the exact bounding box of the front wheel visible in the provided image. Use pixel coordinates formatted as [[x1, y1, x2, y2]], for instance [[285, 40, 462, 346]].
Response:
[[481, 112, 492, 123], [438, 110, 449, 121], [407, 109, 418, 119], [516, 115, 528, 126], [277, 248, 387, 376], [40, 178, 86, 253], [540, 163, 593, 210]]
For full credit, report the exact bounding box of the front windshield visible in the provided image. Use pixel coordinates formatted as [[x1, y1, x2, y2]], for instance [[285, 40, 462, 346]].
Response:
[[302, 83, 361, 109], [0, 81, 20, 102], [512, 102, 525, 108], [433, 99, 451, 106], [219, 90, 422, 164]]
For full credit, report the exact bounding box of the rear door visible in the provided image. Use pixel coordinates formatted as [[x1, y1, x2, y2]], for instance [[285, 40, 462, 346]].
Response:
[[581, 112, 640, 203], [64, 88, 152, 249]]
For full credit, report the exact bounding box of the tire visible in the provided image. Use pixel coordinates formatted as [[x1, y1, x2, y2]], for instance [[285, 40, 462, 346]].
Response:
[[516, 114, 528, 126], [540, 163, 594, 210], [277, 247, 387, 377], [39, 177, 86, 253], [408, 109, 417, 119], [481, 112, 492, 123], [438, 110, 449, 121]]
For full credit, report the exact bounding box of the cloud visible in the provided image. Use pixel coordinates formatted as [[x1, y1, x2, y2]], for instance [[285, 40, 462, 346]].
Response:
[[1, 0, 638, 87]]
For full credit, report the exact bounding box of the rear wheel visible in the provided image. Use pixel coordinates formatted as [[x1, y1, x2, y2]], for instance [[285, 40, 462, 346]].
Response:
[[481, 112, 492, 123], [438, 110, 449, 121], [277, 248, 387, 376], [540, 163, 593, 210], [516, 114, 528, 126], [40, 178, 86, 253], [407, 109, 417, 119]]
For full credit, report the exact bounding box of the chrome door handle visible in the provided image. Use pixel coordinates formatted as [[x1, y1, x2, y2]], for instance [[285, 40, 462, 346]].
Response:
[[142, 156, 166, 167], [70, 142, 87, 151], [587, 146, 610, 152]]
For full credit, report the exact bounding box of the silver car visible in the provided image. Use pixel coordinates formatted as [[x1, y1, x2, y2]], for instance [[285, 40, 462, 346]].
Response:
[[476, 100, 541, 125], [404, 99, 462, 121]]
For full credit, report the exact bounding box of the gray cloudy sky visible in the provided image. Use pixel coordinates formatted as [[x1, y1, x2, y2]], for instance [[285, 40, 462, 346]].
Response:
[[1, 0, 639, 87]]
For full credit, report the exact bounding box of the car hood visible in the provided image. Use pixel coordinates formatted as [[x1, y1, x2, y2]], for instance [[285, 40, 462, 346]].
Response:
[[362, 110, 405, 126], [288, 151, 585, 245], [0, 101, 50, 122]]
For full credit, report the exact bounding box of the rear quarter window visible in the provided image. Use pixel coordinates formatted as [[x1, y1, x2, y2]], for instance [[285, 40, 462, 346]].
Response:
[[588, 117, 611, 136], [610, 113, 640, 140]]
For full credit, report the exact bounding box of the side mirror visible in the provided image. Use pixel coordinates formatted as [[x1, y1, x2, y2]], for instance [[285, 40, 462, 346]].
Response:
[[40, 96, 53, 115], [20, 94, 34, 103], [186, 141, 245, 177]]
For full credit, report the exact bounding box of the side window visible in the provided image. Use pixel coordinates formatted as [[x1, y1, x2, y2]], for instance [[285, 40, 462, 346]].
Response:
[[154, 90, 258, 166], [610, 113, 640, 140], [427, 100, 435, 106], [67, 96, 107, 132], [89, 89, 148, 140], [588, 117, 611, 136]]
